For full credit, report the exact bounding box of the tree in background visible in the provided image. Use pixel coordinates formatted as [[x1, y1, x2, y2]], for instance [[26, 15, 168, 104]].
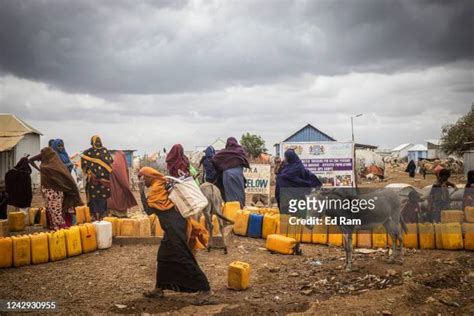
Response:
[[241, 132, 267, 159], [441, 107, 474, 156]]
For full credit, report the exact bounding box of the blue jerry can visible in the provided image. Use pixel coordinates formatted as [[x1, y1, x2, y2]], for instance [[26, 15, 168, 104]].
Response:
[[247, 214, 264, 238]]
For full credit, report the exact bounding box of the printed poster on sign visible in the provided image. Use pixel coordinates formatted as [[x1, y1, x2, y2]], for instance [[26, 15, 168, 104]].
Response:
[[281, 141, 355, 187], [244, 164, 271, 195]]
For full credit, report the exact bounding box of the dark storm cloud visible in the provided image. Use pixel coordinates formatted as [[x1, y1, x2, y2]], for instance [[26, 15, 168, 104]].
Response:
[[0, 0, 472, 94]]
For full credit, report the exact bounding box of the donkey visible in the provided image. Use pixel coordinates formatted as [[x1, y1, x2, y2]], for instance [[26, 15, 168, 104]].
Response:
[[307, 188, 407, 271], [198, 182, 234, 254]]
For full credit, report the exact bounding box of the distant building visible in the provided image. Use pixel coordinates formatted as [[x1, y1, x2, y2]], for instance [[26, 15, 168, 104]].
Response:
[[109, 149, 136, 168], [355, 143, 378, 152], [407, 144, 428, 162], [426, 139, 448, 159], [274, 124, 336, 157], [0, 114, 42, 186], [390, 143, 413, 160]]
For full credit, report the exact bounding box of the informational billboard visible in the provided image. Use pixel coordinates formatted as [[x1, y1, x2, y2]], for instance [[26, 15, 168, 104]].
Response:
[[280, 141, 355, 187], [244, 164, 271, 195]]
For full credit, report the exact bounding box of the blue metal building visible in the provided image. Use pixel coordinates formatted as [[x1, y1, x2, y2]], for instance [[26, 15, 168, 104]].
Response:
[[274, 124, 336, 157]]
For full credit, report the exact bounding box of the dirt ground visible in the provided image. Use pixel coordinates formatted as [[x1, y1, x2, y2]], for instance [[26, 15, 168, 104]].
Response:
[[1, 165, 472, 315]]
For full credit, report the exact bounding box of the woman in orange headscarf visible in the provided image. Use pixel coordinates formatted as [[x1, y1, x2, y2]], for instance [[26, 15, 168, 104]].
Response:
[[138, 167, 211, 301]]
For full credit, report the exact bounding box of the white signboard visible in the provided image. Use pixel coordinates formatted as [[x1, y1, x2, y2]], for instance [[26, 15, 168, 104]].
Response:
[[244, 164, 271, 195], [281, 141, 355, 187]]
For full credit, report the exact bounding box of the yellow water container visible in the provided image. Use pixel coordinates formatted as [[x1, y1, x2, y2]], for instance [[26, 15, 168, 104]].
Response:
[[30, 233, 49, 264], [434, 224, 443, 249], [40, 209, 47, 228], [233, 210, 250, 236], [0, 237, 13, 268], [403, 223, 418, 248], [28, 208, 40, 225], [312, 223, 328, 245], [287, 222, 302, 242], [84, 207, 92, 222], [48, 230, 67, 261], [262, 213, 279, 239], [462, 223, 474, 250], [199, 215, 220, 236], [223, 201, 241, 222], [75, 206, 85, 224], [372, 225, 387, 248], [118, 218, 140, 236], [244, 207, 260, 214], [418, 223, 435, 249], [0, 219, 9, 237], [103, 217, 119, 237], [8, 211, 25, 232], [266, 234, 297, 255], [138, 217, 151, 237], [228, 261, 251, 290], [65, 226, 82, 257], [79, 223, 97, 253], [465, 206, 474, 223], [327, 226, 343, 247], [440, 223, 463, 250], [441, 210, 464, 223], [278, 214, 290, 236], [12, 235, 31, 267], [357, 230, 372, 248]]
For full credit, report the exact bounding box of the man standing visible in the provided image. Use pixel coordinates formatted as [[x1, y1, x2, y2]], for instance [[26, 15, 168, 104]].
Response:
[[81, 135, 113, 220]]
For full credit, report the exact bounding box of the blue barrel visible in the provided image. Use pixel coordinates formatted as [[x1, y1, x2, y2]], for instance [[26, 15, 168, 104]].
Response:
[[247, 214, 264, 238]]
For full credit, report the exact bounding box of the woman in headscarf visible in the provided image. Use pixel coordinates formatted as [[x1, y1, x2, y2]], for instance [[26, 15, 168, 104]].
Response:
[[138, 167, 211, 302], [405, 160, 416, 178], [428, 168, 456, 222], [463, 170, 474, 209], [29, 147, 83, 229], [107, 151, 138, 217], [81, 135, 113, 220], [166, 144, 190, 178], [199, 146, 217, 183], [5, 157, 33, 209], [51, 139, 74, 172], [275, 149, 322, 215], [212, 137, 250, 208]]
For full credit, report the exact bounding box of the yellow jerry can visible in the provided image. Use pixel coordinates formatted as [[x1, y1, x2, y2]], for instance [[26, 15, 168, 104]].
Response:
[[262, 213, 279, 239], [434, 224, 443, 249], [84, 206, 92, 222], [441, 210, 464, 223], [103, 217, 119, 237], [278, 214, 289, 236], [12, 235, 31, 267], [266, 234, 297, 255], [8, 211, 26, 232], [465, 206, 474, 223], [65, 226, 83, 257], [233, 210, 250, 236], [228, 261, 251, 290], [462, 223, 474, 251], [28, 208, 40, 225], [48, 230, 67, 262], [372, 225, 387, 248], [118, 218, 140, 236], [418, 223, 435, 249], [223, 201, 241, 222], [40, 209, 47, 228], [75, 206, 85, 224], [138, 217, 151, 237], [403, 223, 418, 249], [0, 219, 9, 237], [30, 233, 49, 264], [79, 223, 97, 253], [357, 230, 372, 248], [312, 222, 328, 245], [327, 225, 343, 247], [287, 221, 302, 242], [440, 223, 463, 250], [0, 237, 13, 268]]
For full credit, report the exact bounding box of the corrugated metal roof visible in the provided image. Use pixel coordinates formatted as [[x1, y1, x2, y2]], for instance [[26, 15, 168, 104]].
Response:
[[391, 143, 413, 151], [0, 135, 24, 152], [408, 144, 428, 151], [0, 114, 42, 136], [283, 124, 336, 142], [426, 139, 440, 146]]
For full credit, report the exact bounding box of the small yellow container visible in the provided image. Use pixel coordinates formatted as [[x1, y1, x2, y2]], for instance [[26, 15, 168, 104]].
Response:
[[441, 210, 464, 223], [65, 226, 83, 257], [434, 224, 443, 249], [462, 223, 474, 251], [118, 218, 140, 236], [327, 226, 343, 247], [8, 211, 26, 232], [233, 210, 250, 236], [28, 208, 40, 225], [228, 261, 251, 290], [403, 223, 418, 249], [464, 206, 474, 223], [262, 213, 279, 239], [266, 234, 297, 255], [48, 230, 67, 262], [372, 225, 387, 248], [79, 223, 97, 253], [357, 230, 372, 248], [103, 217, 119, 237], [40, 209, 47, 228], [30, 233, 49, 264], [138, 217, 151, 237], [0, 237, 13, 268], [278, 214, 289, 236], [312, 222, 328, 244], [0, 219, 9, 237], [440, 223, 463, 250], [76, 206, 92, 224], [418, 223, 435, 249], [12, 235, 31, 267], [223, 201, 241, 222]]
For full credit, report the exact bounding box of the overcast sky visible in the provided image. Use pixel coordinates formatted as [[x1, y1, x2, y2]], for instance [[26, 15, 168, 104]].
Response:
[[0, 0, 472, 155]]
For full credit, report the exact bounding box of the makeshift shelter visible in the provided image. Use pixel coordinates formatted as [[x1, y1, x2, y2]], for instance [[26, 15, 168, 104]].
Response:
[[407, 144, 428, 162], [356, 150, 385, 178], [0, 114, 42, 186]]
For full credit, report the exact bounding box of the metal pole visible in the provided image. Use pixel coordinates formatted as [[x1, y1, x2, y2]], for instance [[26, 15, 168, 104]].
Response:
[[351, 116, 354, 142]]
